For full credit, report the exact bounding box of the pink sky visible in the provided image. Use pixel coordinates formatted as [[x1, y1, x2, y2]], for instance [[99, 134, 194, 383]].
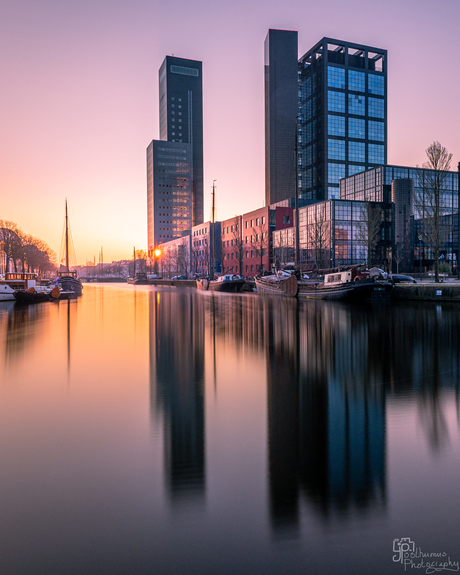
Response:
[[1, 0, 459, 263]]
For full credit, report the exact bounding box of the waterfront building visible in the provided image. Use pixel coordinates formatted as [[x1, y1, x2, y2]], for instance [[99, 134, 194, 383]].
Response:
[[340, 165, 459, 271], [272, 198, 392, 269], [147, 140, 193, 256], [242, 202, 294, 277], [191, 221, 222, 277], [159, 56, 204, 227], [264, 29, 298, 206], [158, 234, 192, 279], [298, 38, 387, 204], [221, 215, 243, 275]]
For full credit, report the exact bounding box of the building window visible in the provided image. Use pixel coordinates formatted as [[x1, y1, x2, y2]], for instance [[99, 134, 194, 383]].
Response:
[[368, 97, 384, 118], [348, 141, 366, 163], [368, 120, 384, 141], [368, 143, 385, 164], [348, 164, 366, 176], [327, 66, 345, 89], [283, 215, 291, 224], [368, 74, 384, 95], [328, 91, 345, 113], [328, 114, 345, 137], [328, 163, 346, 184], [262, 217, 265, 225], [348, 70, 365, 93], [348, 94, 365, 116], [348, 118, 365, 139], [328, 138, 345, 161]]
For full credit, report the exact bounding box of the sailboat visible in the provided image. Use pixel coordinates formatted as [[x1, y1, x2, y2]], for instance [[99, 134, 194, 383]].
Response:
[[56, 200, 83, 296]]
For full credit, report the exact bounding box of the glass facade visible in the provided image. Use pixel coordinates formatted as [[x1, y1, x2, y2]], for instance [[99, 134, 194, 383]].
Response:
[[297, 199, 392, 267], [298, 39, 387, 203], [339, 165, 459, 270]]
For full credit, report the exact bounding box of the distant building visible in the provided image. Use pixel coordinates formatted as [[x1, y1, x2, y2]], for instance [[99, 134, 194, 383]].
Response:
[[147, 140, 192, 256], [159, 56, 204, 226], [298, 38, 387, 203], [264, 29, 298, 206]]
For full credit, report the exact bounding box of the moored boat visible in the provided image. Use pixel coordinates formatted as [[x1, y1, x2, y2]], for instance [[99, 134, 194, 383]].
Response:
[[55, 200, 83, 296], [0, 281, 18, 301], [255, 271, 298, 297], [127, 272, 150, 285], [198, 273, 246, 293], [297, 265, 392, 301]]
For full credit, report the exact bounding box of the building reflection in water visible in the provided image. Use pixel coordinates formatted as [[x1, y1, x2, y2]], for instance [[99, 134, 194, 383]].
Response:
[[147, 289, 460, 526], [149, 291, 206, 503], [265, 300, 386, 534]]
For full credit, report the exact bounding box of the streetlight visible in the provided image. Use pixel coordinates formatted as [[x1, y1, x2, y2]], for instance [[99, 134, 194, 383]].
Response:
[[418, 235, 422, 281]]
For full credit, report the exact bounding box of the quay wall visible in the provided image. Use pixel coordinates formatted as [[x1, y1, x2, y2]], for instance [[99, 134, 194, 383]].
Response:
[[393, 283, 460, 302]]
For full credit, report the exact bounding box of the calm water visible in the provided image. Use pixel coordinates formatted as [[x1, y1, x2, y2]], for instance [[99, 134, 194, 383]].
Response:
[[0, 285, 459, 575]]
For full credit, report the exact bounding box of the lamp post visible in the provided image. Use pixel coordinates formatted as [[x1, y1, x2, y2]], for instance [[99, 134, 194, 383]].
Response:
[[418, 235, 422, 281]]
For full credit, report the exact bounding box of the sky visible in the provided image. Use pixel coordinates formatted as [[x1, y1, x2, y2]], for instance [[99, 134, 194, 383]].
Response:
[[1, 0, 459, 264]]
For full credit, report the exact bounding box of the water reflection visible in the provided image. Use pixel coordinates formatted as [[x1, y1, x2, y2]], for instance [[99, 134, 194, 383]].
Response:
[[146, 292, 460, 530], [1, 287, 459, 574], [149, 291, 206, 502]]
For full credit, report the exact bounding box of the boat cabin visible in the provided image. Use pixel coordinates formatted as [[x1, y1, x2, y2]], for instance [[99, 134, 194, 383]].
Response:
[[57, 270, 78, 278], [324, 270, 353, 286], [3, 272, 37, 290]]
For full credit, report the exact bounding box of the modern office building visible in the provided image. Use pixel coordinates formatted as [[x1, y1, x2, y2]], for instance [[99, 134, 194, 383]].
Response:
[[298, 38, 387, 203], [340, 165, 459, 271], [264, 29, 298, 206], [147, 140, 193, 255], [159, 56, 204, 226]]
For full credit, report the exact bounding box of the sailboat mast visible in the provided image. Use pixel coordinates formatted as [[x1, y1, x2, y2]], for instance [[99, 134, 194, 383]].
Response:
[[211, 181, 216, 278], [133, 247, 136, 276], [65, 199, 69, 272]]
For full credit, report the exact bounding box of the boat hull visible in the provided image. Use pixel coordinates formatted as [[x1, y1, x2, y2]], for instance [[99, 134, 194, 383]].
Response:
[[58, 276, 83, 295], [297, 280, 392, 301], [255, 274, 298, 297], [208, 280, 246, 293], [0, 283, 16, 301], [14, 291, 51, 304]]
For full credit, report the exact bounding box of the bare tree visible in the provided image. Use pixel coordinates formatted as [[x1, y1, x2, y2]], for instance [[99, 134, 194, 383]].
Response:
[[251, 222, 269, 273], [416, 142, 453, 283], [356, 203, 382, 267], [231, 216, 243, 275], [0, 221, 23, 272], [393, 246, 404, 274], [174, 239, 189, 277], [307, 210, 330, 268]]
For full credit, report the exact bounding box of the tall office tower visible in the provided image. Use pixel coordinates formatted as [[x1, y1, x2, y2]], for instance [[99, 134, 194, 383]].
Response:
[[298, 38, 387, 203], [264, 29, 299, 206], [147, 140, 193, 255], [159, 56, 203, 226]]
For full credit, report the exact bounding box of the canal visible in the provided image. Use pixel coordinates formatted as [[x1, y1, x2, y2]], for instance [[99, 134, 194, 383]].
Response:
[[0, 284, 459, 575]]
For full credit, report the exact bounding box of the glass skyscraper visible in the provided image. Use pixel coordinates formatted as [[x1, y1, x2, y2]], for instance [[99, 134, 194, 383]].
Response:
[[298, 38, 387, 203], [159, 56, 203, 227]]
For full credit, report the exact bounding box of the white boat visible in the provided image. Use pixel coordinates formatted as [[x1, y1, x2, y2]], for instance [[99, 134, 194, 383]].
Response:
[[0, 282, 17, 301]]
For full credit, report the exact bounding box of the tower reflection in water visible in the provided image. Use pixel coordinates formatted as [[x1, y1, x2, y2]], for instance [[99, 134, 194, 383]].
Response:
[[147, 289, 460, 527], [149, 291, 206, 503], [267, 300, 386, 533]]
